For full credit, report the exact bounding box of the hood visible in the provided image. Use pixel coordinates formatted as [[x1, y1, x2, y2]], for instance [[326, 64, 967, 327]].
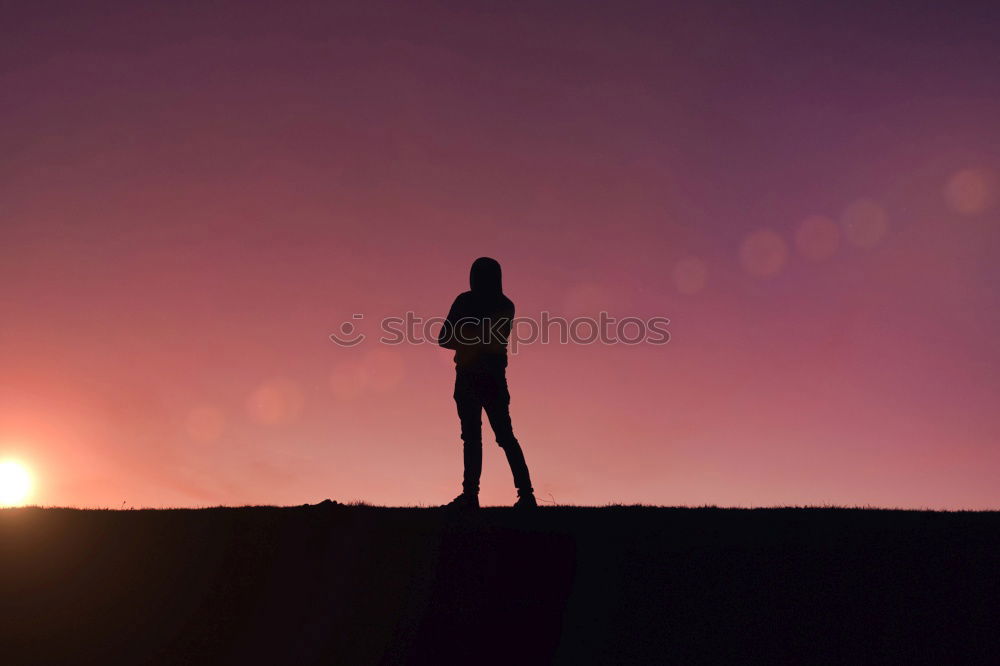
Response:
[[469, 257, 503, 295]]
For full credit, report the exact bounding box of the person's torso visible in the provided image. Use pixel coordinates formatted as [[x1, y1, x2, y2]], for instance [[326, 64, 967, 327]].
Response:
[[450, 291, 514, 371]]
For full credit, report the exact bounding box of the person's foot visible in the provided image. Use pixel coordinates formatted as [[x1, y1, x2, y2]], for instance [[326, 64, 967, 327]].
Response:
[[442, 492, 480, 510], [513, 492, 537, 509]]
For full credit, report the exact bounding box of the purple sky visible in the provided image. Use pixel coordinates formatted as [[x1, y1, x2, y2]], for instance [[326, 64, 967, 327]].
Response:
[[1, 1, 999, 508]]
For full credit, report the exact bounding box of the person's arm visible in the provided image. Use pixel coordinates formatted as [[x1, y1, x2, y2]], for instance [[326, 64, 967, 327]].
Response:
[[437, 296, 462, 349], [484, 301, 514, 353]]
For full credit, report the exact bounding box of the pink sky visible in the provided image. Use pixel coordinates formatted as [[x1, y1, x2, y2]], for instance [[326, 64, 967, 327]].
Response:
[[1, 1, 999, 508]]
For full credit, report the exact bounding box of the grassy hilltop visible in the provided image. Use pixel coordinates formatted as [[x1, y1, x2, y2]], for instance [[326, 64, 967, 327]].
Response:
[[1, 505, 998, 665]]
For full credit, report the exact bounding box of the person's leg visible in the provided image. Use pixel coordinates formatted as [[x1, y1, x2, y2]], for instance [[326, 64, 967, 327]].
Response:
[[454, 372, 483, 495], [481, 372, 533, 495]]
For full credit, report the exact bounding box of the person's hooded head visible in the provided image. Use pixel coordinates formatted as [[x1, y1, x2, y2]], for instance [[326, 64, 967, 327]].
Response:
[[469, 257, 503, 296]]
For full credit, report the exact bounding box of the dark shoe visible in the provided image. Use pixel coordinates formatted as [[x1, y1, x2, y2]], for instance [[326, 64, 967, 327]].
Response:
[[442, 493, 480, 510], [513, 492, 537, 509]]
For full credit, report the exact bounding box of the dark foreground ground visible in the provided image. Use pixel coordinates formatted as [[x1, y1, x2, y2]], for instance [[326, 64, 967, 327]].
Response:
[[1, 505, 998, 665]]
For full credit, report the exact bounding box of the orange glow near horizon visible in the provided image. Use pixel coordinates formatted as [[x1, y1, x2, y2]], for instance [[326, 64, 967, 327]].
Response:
[[0, 460, 33, 507]]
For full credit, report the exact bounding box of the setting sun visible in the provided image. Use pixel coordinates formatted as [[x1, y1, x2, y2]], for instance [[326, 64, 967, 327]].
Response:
[[0, 460, 32, 507]]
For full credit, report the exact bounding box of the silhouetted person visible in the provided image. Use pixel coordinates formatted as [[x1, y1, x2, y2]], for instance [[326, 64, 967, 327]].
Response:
[[438, 257, 536, 509]]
